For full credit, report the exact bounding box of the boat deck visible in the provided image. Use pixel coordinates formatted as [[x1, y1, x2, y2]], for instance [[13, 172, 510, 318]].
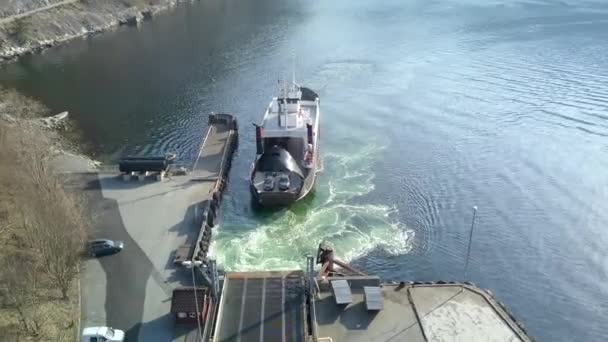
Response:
[[262, 101, 318, 132], [214, 271, 306, 342], [314, 278, 532, 342]]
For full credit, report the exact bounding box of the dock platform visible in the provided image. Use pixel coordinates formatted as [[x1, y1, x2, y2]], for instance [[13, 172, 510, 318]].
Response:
[[79, 114, 238, 341], [313, 278, 532, 342], [209, 272, 532, 342], [191, 114, 236, 181]]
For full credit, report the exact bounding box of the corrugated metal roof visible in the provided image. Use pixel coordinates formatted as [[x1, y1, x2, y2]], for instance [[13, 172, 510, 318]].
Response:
[[170, 287, 207, 313]]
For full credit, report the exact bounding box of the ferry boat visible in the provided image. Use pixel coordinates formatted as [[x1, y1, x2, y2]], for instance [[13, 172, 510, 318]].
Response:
[[250, 78, 320, 207]]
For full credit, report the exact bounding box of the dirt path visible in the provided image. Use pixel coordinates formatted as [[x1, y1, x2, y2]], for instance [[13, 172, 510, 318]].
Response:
[[0, 0, 78, 25]]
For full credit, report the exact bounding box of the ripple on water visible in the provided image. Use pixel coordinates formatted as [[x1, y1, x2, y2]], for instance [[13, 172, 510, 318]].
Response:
[[210, 144, 415, 271]]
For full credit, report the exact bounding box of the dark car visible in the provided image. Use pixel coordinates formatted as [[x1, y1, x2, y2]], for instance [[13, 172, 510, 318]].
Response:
[[88, 239, 124, 257]]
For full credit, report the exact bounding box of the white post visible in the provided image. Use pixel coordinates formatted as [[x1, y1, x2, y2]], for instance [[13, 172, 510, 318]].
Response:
[[182, 260, 203, 342], [463, 206, 478, 282]]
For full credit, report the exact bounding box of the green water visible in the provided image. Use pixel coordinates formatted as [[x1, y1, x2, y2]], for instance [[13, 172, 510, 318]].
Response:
[[212, 143, 414, 270]]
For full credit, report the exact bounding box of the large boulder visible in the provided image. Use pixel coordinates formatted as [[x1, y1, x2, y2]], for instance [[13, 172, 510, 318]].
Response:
[[39, 111, 69, 129]]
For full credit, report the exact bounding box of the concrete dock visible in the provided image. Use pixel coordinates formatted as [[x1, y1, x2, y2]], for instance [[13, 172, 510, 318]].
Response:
[[209, 271, 533, 342], [313, 279, 532, 342], [77, 114, 237, 342]]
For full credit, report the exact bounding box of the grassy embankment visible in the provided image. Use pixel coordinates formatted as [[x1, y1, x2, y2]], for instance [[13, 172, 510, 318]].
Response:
[[0, 87, 87, 341]]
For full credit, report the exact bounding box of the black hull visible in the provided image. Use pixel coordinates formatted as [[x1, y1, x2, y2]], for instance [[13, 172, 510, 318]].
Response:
[[250, 186, 298, 208]]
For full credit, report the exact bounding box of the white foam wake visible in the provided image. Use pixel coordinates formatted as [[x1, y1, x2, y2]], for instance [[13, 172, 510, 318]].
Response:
[[210, 144, 414, 271]]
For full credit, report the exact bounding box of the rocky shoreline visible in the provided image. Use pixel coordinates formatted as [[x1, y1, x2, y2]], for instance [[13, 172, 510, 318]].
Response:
[[0, 90, 100, 174], [0, 0, 185, 64], [0, 1, 197, 169]]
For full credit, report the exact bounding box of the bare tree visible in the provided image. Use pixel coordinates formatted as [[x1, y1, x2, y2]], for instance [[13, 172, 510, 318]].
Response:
[[0, 89, 87, 339], [2, 120, 87, 300], [0, 251, 42, 337], [0, 86, 50, 119], [13, 123, 87, 299], [23, 189, 86, 300]]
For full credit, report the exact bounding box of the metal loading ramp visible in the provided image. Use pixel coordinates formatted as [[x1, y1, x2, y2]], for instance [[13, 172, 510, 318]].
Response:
[[215, 271, 305, 342]]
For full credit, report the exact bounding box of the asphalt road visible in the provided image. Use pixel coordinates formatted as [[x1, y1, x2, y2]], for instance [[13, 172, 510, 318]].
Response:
[[77, 167, 222, 341], [76, 123, 233, 341], [80, 174, 151, 340]]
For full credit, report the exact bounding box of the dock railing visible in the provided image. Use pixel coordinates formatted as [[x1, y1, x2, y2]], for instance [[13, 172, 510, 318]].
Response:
[[306, 256, 320, 341]]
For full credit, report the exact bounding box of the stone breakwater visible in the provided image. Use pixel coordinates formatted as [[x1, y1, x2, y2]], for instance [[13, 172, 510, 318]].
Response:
[[0, 0, 188, 64]]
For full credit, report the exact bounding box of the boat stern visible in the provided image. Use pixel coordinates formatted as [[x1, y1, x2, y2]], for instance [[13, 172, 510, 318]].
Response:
[[250, 186, 299, 207], [250, 169, 304, 207]]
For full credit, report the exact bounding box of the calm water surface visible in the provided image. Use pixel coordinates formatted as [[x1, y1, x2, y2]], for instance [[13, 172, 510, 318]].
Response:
[[2, 0, 608, 340]]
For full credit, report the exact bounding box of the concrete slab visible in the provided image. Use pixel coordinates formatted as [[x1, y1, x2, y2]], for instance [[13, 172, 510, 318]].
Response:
[[315, 286, 425, 342], [98, 173, 205, 280], [80, 259, 107, 327], [138, 276, 175, 342], [172, 326, 202, 342], [411, 286, 525, 342], [74, 116, 237, 342], [408, 285, 463, 317], [313, 279, 531, 342]]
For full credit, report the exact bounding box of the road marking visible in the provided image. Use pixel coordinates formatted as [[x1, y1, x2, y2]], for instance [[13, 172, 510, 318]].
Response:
[[237, 277, 248, 342], [282, 276, 286, 342], [260, 278, 266, 342]]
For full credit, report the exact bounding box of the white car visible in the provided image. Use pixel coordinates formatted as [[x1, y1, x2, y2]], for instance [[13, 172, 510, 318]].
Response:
[[81, 326, 125, 342]]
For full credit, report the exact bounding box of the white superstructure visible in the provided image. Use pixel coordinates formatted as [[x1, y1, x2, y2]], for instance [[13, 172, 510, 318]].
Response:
[[250, 79, 321, 207]]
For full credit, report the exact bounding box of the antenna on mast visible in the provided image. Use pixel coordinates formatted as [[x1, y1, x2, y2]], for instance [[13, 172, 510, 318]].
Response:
[[283, 74, 288, 101]]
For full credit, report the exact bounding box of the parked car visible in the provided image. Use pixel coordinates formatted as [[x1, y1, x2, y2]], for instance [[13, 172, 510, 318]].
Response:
[[81, 326, 124, 342], [88, 239, 124, 257]]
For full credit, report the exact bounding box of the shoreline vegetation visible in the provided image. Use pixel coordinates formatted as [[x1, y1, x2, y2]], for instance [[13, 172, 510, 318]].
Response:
[[0, 0, 187, 64], [0, 2, 188, 338], [0, 87, 92, 341]]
